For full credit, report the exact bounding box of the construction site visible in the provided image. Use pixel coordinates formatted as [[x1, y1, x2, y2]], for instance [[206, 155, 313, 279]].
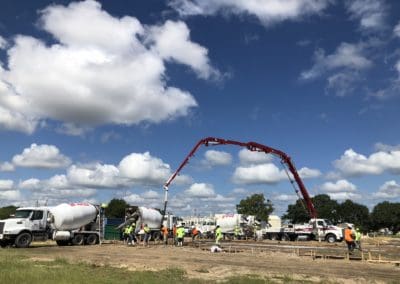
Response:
[[1, 137, 400, 283], [0, 236, 397, 283]]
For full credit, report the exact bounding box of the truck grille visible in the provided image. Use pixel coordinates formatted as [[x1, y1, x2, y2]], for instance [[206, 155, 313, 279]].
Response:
[[0, 222, 4, 234]]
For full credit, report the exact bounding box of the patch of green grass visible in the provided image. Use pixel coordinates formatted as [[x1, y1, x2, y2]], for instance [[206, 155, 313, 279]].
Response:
[[0, 255, 191, 284], [0, 250, 336, 283]]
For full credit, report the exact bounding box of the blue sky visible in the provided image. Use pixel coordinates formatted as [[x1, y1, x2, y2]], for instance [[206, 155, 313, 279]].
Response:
[[1, 0, 400, 217]]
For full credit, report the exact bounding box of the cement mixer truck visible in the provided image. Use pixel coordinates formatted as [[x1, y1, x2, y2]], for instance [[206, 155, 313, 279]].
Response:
[[0, 202, 104, 248], [215, 213, 256, 239], [117, 206, 163, 240]]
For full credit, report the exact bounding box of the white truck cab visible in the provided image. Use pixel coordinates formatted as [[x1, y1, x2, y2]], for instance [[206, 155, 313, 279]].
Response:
[[309, 218, 343, 243], [0, 207, 51, 248]]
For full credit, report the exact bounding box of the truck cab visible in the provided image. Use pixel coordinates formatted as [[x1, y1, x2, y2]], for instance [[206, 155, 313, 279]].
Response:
[[309, 218, 343, 243], [0, 207, 51, 248]]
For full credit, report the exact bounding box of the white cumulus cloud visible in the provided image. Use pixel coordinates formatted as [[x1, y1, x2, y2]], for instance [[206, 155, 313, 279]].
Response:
[[119, 152, 171, 185], [345, 0, 387, 32], [12, 143, 71, 169], [0, 161, 15, 172], [67, 163, 123, 188], [328, 192, 361, 201], [169, 0, 331, 27], [0, 190, 21, 201], [0, 179, 14, 190], [19, 175, 97, 199], [185, 183, 216, 198], [374, 180, 400, 199], [320, 179, 357, 193], [238, 148, 273, 165], [147, 20, 220, 80], [203, 150, 232, 166], [300, 42, 372, 80], [298, 167, 322, 179], [232, 163, 287, 184], [273, 193, 298, 201], [333, 148, 400, 177], [394, 21, 400, 37], [0, 0, 218, 134], [0, 36, 6, 49]]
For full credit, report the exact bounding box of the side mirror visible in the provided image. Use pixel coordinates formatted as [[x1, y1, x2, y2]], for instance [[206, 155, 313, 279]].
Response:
[[9, 214, 15, 218]]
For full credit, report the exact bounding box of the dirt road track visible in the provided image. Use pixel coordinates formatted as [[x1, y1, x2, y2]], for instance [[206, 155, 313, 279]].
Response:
[[17, 242, 400, 283]]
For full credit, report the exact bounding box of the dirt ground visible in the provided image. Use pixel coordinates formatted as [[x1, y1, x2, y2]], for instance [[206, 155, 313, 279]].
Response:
[[9, 237, 400, 283]]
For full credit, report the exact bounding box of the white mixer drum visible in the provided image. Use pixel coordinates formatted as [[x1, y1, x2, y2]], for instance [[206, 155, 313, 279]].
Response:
[[50, 203, 97, 230], [137, 207, 162, 229]]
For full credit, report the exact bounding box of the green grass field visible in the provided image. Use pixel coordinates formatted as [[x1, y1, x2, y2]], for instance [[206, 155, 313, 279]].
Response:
[[0, 249, 325, 283], [0, 248, 344, 284]]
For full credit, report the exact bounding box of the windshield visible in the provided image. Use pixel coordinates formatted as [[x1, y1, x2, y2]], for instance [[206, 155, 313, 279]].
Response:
[[14, 210, 33, 218], [324, 219, 333, 226]]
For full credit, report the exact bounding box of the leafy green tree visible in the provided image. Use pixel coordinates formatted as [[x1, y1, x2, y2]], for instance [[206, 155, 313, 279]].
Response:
[[312, 194, 340, 223], [282, 199, 309, 223], [236, 193, 273, 221], [105, 199, 129, 218], [283, 194, 339, 223], [336, 200, 370, 231], [370, 201, 400, 234], [0, 205, 18, 219]]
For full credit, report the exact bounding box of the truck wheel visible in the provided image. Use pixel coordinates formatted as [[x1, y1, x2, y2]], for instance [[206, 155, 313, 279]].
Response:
[[280, 234, 290, 241], [15, 232, 32, 248], [85, 234, 98, 245], [326, 234, 336, 243], [72, 234, 84, 245], [56, 240, 69, 246]]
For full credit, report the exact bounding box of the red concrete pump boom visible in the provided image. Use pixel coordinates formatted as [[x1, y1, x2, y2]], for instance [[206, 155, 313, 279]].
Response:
[[162, 137, 317, 219]]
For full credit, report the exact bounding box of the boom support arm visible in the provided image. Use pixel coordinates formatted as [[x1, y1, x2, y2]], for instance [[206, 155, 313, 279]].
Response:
[[162, 137, 317, 219]]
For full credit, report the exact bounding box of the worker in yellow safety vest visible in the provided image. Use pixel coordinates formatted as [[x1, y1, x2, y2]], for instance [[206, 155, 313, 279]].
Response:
[[143, 224, 151, 247], [234, 225, 240, 240], [215, 225, 223, 245], [176, 225, 185, 246]]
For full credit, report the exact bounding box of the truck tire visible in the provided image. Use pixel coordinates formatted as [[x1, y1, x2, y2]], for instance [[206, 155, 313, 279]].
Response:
[[85, 234, 98, 245], [56, 240, 69, 246], [325, 234, 336, 243], [15, 232, 32, 248], [72, 234, 84, 245], [280, 234, 290, 241]]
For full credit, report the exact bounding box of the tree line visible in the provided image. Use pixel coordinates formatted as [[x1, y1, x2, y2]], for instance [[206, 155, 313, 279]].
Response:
[[283, 194, 400, 234]]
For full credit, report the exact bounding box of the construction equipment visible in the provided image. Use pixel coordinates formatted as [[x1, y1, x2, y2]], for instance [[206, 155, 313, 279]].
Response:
[[162, 137, 316, 217], [0, 202, 105, 248], [162, 137, 342, 242]]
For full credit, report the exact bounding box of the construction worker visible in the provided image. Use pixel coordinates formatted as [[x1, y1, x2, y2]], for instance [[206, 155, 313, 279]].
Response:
[[355, 228, 362, 251], [215, 225, 223, 245], [122, 225, 129, 243], [129, 222, 137, 245], [143, 224, 151, 247], [161, 224, 169, 247], [344, 224, 355, 254], [173, 224, 177, 246], [176, 225, 185, 246], [191, 226, 199, 242], [234, 225, 240, 240]]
